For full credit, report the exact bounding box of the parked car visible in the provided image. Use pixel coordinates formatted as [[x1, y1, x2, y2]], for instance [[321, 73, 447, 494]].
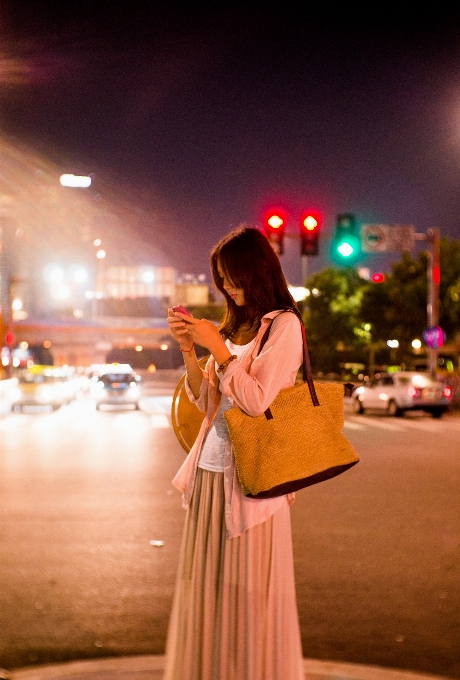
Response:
[[352, 371, 452, 418], [11, 365, 73, 412], [91, 363, 142, 410]]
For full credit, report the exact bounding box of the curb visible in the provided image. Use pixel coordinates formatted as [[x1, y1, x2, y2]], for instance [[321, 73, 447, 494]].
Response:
[[3, 655, 458, 680]]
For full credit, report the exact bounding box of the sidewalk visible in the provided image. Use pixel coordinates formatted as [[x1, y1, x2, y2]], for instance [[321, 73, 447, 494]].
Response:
[[3, 655, 458, 680]]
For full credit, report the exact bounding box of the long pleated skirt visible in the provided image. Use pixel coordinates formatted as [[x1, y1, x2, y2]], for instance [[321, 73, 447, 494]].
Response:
[[164, 468, 305, 680]]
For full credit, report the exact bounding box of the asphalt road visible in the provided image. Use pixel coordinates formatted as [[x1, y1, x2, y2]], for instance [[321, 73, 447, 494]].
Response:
[[1, 379, 459, 677]]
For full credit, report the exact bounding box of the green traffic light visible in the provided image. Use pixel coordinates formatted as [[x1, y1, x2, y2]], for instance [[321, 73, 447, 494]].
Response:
[[337, 241, 355, 257], [330, 233, 361, 264]]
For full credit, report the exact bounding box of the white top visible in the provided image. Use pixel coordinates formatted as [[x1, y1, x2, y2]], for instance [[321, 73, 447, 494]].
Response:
[[198, 338, 255, 473]]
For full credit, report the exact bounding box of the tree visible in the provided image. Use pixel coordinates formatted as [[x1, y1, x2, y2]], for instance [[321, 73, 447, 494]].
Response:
[[360, 237, 460, 347], [303, 267, 368, 373]]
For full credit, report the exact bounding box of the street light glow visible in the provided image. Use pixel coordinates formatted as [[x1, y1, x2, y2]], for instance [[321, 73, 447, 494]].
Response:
[[44, 264, 64, 284], [412, 339, 422, 349], [387, 339, 399, 348], [59, 173, 92, 188], [96, 249, 106, 259], [12, 298, 23, 310]]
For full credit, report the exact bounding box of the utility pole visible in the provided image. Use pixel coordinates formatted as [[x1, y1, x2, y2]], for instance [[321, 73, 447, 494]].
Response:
[[426, 227, 440, 380]]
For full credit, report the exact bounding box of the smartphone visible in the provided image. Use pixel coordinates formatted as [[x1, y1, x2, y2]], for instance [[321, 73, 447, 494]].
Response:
[[172, 304, 191, 316]]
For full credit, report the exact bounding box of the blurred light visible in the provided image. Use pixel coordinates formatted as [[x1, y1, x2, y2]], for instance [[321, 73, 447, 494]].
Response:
[[160, 343, 169, 350], [2, 357, 9, 366], [85, 290, 94, 299], [371, 272, 385, 283], [43, 340, 52, 348], [52, 284, 71, 300], [407, 386, 420, 398], [19, 341, 28, 349], [148, 364, 157, 373], [72, 267, 88, 283], [135, 345, 143, 352], [387, 339, 399, 348], [443, 385, 452, 399], [12, 298, 23, 311], [412, 339, 422, 349], [12, 357, 20, 367], [60, 173, 91, 188], [267, 214, 284, 229], [288, 286, 310, 302], [73, 309, 84, 318], [363, 323, 371, 331], [312, 288, 320, 296], [94, 238, 102, 246], [433, 266, 440, 285], [337, 242, 354, 257], [43, 264, 64, 284], [142, 270, 154, 283], [358, 267, 370, 280], [96, 249, 106, 259]]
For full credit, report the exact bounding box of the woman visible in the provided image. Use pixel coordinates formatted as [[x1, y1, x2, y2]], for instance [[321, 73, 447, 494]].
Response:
[[164, 225, 305, 680]]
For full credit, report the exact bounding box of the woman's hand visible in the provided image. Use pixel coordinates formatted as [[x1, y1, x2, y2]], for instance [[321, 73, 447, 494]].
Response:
[[168, 311, 231, 367], [167, 308, 194, 350]]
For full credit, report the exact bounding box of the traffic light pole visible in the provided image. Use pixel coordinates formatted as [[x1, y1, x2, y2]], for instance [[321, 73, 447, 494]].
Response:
[[414, 227, 440, 379], [301, 254, 308, 285], [427, 227, 440, 380]]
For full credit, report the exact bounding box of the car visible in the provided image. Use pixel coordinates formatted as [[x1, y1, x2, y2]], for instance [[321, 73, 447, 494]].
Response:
[[91, 363, 142, 410], [351, 371, 452, 418], [11, 365, 72, 412]]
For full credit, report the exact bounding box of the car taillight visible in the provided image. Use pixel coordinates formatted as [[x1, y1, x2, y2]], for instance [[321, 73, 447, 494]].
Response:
[[406, 386, 421, 398], [443, 385, 452, 399]]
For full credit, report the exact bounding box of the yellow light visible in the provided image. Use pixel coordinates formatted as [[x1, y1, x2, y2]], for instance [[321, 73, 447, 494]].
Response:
[[43, 340, 52, 348], [135, 345, 143, 352], [267, 215, 284, 229], [303, 215, 318, 230], [160, 343, 169, 350], [412, 339, 422, 349]]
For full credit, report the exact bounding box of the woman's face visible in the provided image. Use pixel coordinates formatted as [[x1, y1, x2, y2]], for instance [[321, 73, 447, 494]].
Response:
[[217, 260, 245, 306]]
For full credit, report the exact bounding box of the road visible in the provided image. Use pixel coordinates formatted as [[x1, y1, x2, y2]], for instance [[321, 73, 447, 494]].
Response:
[[1, 378, 459, 677]]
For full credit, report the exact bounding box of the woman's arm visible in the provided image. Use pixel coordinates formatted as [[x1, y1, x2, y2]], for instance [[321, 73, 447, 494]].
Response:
[[219, 313, 303, 416]]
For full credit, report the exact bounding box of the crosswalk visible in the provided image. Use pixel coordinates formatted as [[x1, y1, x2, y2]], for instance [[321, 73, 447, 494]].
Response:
[[2, 396, 460, 435]]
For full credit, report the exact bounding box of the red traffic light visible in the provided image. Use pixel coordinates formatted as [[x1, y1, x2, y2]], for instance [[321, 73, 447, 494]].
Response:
[[264, 208, 287, 255], [371, 272, 385, 283], [300, 209, 321, 256]]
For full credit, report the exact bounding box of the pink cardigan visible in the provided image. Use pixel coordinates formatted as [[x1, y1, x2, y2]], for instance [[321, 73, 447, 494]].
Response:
[[172, 310, 304, 539]]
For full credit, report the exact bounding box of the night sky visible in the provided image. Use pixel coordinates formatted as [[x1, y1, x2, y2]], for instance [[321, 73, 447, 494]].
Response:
[[3, 3, 460, 284]]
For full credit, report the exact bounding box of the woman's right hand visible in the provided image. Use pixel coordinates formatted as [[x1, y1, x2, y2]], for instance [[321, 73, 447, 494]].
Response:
[[167, 308, 194, 350]]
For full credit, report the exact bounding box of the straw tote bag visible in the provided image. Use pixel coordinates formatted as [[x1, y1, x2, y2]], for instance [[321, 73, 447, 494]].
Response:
[[224, 308, 360, 499]]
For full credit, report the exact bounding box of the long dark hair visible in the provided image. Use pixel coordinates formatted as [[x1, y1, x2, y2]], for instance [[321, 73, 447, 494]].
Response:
[[210, 225, 297, 339]]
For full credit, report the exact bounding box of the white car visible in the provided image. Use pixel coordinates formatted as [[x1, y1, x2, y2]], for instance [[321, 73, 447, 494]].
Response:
[[352, 371, 452, 418], [91, 363, 142, 410]]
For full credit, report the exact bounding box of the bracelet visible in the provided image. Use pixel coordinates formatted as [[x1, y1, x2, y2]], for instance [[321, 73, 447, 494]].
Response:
[[217, 355, 237, 373], [180, 344, 194, 353]]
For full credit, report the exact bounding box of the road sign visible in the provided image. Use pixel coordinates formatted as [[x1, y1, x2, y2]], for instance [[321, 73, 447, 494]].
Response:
[[422, 326, 445, 350], [361, 224, 415, 253]]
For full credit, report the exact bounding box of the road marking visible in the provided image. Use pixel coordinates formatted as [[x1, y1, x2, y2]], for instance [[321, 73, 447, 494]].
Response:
[[150, 414, 170, 428], [343, 420, 367, 430], [349, 416, 405, 431]]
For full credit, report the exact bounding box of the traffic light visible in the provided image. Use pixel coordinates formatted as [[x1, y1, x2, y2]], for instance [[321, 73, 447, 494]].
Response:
[[264, 209, 286, 255], [300, 210, 321, 256], [331, 213, 361, 263], [371, 272, 385, 283]]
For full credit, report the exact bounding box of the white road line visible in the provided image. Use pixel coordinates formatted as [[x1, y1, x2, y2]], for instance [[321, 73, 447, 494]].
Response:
[[343, 420, 367, 430], [150, 414, 170, 428], [349, 417, 405, 431]]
